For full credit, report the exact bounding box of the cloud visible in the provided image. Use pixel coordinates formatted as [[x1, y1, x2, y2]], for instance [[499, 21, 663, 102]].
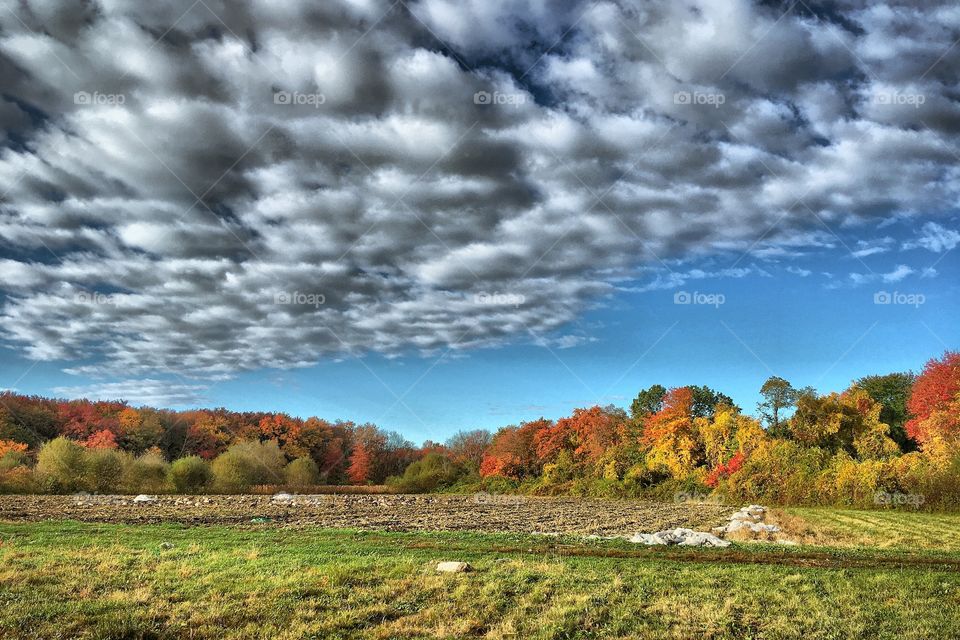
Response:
[[52, 379, 209, 407], [903, 221, 960, 253], [0, 0, 958, 379]]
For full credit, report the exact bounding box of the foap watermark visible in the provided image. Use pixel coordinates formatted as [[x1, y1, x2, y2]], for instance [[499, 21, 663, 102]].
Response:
[[474, 291, 526, 307], [74, 91, 125, 106], [273, 90, 326, 107], [472, 491, 527, 505], [673, 491, 724, 505], [74, 291, 118, 306], [674, 290, 725, 307], [274, 291, 326, 308], [874, 490, 924, 508], [872, 91, 925, 108], [674, 90, 725, 108], [473, 90, 527, 107], [874, 291, 925, 307]]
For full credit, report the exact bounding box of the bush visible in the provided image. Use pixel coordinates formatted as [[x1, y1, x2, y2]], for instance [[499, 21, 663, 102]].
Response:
[[211, 440, 286, 492], [0, 450, 35, 494], [35, 437, 87, 493], [83, 448, 130, 493], [284, 457, 320, 486], [168, 456, 213, 493], [387, 453, 466, 493], [124, 450, 169, 493]]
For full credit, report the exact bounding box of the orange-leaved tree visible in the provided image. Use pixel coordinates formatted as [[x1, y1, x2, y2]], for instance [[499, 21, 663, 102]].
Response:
[[641, 387, 703, 479], [347, 442, 373, 484], [479, 419, 550, 479], [906, 351, 960, 452]]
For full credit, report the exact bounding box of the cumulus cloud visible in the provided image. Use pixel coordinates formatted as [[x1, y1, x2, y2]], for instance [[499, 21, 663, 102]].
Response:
[[0, 0, 958, 379]]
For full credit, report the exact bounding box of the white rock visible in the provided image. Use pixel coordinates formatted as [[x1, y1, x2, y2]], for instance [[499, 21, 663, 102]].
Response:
[[132, 494, 156, 503], [436, 561, 471, 573], [271, 492, 294, 502], [629, 528, 730, 548]]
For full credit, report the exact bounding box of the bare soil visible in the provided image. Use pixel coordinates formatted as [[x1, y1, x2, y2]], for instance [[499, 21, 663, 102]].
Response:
[[0, 494, 734, 536]]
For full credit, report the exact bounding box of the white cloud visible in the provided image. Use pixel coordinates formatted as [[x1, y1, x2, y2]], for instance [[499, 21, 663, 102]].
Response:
[[0, 0, 957, 380], [52, 379, 208, 407], [903, 221, 960, 253]]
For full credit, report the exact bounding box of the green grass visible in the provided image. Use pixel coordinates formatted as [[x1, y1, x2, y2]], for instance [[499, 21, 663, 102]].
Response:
[[1, 520, 960, 639], [782, 507, 960, 551]]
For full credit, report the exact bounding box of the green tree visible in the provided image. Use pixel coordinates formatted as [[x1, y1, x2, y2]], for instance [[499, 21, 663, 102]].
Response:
[[757, 376, 799, 436], [689, 385, 737, 419], [855, 372, 916, 452], [630, 385, 667, 421]]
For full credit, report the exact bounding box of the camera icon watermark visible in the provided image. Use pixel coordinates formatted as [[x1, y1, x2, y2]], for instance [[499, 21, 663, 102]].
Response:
[[74, 291, 118, 306], [74, 91, 125, 106], [874, 291, 925, 307], [273, 291, 326, 308], [674, 90, 725, 108], [473, 90, 526, 107], [874, 490, 924, 508], [273, 90, 326, 108], [674, 291, 725, 307], [673, 491, 724, 505], [872, 91, 925, 108], [472, 491, 526, 505], [474, 291, 526, 307]]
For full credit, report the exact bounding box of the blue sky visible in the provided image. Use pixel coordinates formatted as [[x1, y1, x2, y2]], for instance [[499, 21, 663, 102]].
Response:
[[0, 0, 958, 445]]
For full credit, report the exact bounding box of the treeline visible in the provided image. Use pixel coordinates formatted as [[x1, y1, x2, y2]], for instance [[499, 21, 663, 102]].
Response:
[[1, 351, 958, 508], [0, 390, 494, 494]]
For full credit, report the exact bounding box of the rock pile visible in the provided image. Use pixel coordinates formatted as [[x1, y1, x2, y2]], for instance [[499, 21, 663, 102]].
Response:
[[713, 505, 780, 535], [628, 528, 731, 547]]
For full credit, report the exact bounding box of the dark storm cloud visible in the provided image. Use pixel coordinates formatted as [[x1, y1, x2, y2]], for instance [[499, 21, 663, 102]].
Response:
[[0, 0, 958, 379]]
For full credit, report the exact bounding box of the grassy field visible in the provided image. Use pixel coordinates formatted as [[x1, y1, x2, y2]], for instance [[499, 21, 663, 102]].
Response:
[[780, 507, 960, 551], [2, 514, 960, 639]]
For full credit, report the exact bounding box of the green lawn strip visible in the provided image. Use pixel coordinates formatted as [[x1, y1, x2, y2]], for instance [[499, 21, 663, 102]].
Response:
[[1, 521, 959, 639], [786, 507, 960, 551]]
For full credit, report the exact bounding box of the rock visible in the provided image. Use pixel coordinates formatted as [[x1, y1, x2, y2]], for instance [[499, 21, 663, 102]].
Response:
[[132, 495, 156, 503], [160, 542, 175, 550], [271, 492, 294, 502], [436, 561, 471, 573], [629, 528, 730, 548]]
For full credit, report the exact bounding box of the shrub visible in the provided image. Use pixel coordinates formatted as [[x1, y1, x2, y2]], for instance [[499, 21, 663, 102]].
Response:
[[168, 456, 213, 493], [387, 453, 466, 493], [228, 440, 286, 484], [35, 437, 87, 493], [83, 448, 130, 493], [123, 450, 169, 493], [211, 440, 286, 492], [0, 450, 35, 494], [211, 451, 257, 492], [284, 457, 320, 486]]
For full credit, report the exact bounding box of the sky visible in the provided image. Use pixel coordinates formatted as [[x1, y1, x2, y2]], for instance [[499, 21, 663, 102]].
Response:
[[0, 0, 958, 444]]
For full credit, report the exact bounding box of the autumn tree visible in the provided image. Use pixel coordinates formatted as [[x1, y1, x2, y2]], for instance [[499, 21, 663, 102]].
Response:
[[641, 387, 704, 479], [789, 389, 899, 459], [347, 442, 373, 484], [479, 419, 550, 479], [445, 429, 492, 469], [906, 351, 960, 453]]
